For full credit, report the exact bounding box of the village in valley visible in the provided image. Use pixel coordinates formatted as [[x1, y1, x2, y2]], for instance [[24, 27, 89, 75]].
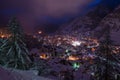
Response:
[[1, 0, 120, 80]]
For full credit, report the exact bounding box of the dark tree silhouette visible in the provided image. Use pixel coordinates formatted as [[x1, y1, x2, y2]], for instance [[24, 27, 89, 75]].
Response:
[[91, 26, 120, 80], [0, 17, 32, 70]]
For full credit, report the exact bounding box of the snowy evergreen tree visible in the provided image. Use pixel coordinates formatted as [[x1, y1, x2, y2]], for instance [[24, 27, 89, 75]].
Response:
[[0, 38, 3, 46], [0, 17, 31, 70], [91, 26, 120, 80], [0, 38, 4, 64]]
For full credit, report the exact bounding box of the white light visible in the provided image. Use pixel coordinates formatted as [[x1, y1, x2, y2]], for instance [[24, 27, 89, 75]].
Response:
[[71, 41, 81, 47], [38, 31, 42, 34]]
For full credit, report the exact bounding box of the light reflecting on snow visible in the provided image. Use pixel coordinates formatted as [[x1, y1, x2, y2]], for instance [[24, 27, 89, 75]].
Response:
[[71, 41, 81, 47]]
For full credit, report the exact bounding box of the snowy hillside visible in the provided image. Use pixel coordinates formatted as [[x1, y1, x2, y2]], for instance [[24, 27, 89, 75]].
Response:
[[58, 5, 113, 35], [0, 66, 53, 80], [58, 4, 120, 45], [94, 5, 120, 44]]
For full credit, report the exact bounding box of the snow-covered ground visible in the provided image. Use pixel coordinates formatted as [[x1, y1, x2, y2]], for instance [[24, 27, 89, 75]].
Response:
[[0, 66, 53, 80]]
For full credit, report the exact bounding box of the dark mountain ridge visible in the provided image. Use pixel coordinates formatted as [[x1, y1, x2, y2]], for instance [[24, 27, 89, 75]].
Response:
[[58, 2, 120, 45]]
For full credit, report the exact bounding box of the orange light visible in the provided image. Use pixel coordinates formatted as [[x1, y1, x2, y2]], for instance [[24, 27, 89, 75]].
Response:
[[1, 35, 5, 38], [67, 55, 79, 61], [40, 53, 49, 59], [91, 48, 96, 52]]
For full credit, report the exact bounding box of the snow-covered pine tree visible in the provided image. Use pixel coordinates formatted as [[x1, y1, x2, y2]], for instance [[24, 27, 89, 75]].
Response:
[[91, 26, 120, 80], [0, 38, 3, 46], [0, 38, 4, 65], [0, 17, 32, 70]]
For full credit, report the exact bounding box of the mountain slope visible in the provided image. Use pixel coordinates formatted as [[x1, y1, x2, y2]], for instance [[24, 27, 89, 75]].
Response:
[[94, 5, 120, 45], [58, 4, 113, 36], [58, 4, 120, 45]]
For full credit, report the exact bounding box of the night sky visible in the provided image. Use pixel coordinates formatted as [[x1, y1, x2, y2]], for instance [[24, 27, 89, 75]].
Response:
[[0, 0, 120, 33]]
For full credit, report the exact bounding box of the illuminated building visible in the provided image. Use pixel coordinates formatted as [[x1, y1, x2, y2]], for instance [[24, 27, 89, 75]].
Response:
[[0, 27, 11, 38]]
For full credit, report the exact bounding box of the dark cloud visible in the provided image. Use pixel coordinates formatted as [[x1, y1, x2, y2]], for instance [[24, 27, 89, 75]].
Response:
[[0, 0, 102, 33], [30, 0, 93, 17]]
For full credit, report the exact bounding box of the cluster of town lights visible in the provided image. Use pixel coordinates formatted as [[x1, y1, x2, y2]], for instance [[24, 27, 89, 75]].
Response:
[[71, 41, 82, 47]]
